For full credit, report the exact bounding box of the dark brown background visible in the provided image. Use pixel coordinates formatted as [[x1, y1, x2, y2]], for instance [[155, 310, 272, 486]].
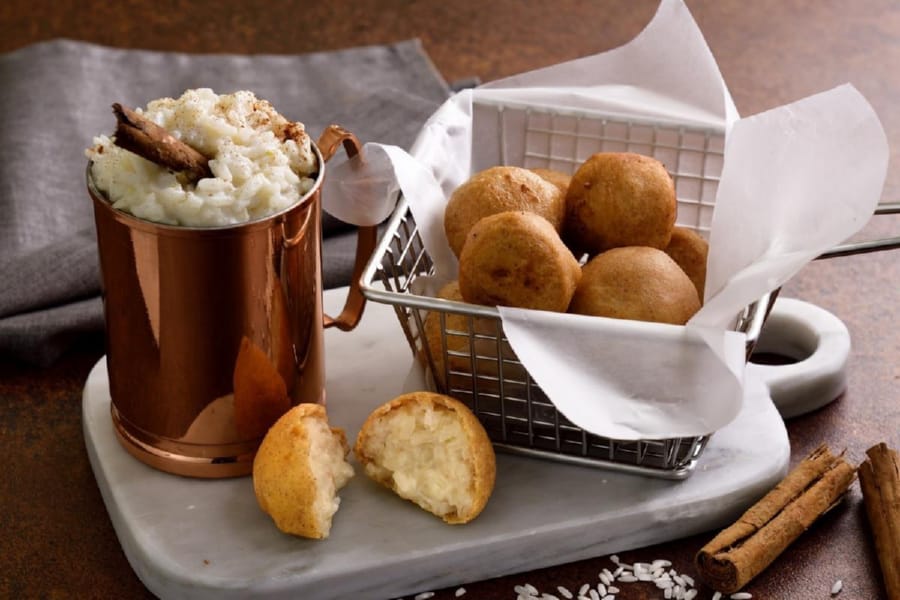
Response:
[[1, 1, 898, 598]]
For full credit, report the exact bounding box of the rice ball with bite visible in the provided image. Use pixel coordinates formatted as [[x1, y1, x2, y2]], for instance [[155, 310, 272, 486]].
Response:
[[253, 404, 354, 539], [354, 391, 496, 524]]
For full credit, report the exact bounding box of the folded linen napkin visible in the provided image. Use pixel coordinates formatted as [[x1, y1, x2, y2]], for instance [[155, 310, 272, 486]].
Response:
[[0, 38, 449, 366]]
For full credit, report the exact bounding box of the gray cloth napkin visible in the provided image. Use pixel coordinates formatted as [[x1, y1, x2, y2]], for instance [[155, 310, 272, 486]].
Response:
[[0, 39, 449, 366]]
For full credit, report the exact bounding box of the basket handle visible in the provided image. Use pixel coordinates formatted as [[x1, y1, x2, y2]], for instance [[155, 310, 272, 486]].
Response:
[[317, 124, 378, 331], [816, 202, 900, 259]]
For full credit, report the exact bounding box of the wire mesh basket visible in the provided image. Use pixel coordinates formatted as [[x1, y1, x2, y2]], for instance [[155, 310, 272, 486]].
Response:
[[360, 100, 773, 479]]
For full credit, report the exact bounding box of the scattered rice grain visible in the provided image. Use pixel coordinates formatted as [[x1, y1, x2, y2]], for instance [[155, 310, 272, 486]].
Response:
[[455, 588, 466, 598], [607, 586, 619, 594], [588, 589, 600, 600], [664, 587, 673, 599], [541, 594, 559, 600], [617, 575, 638, 583], [414, 593, 435, 600], [730, 594, 753, 600], [712, 593, 722, 600], [612, 566, 624, 578], [653, 560, 672, 569], [831, 580, 843, 595], [684, 590, 698, 600], [557, 585, 573, 599], [596, 583, 606, 597], [601, 596, 614, 600], [599, 572, 611, 586], [579, 583, 590, 596], [514, 585, 536, 597], [610, 555, 620, 564]]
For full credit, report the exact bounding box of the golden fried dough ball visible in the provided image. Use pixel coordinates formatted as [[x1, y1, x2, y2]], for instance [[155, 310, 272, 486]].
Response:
[[253, 404, 354, 539], [564, 152, 676, 255], [664, 226, 709, 302], [420, 281, 524, 388], [458, 211, 581, 312], [530, 167, 571, 197], [422, 281, 488, 383], [444, 166, 566, 257], [569, 246, 700, 325], [354, 391, 496, 524]]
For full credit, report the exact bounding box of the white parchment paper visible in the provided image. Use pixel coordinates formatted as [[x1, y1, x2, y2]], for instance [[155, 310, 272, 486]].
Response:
[[323, 0, 888, 439]]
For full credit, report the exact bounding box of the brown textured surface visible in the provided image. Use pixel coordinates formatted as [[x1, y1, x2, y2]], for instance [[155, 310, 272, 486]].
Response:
[[1, 1, 898, 598]]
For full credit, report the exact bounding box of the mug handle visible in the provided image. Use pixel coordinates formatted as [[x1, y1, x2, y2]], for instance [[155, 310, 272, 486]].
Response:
[[317, 124, 378, 332]]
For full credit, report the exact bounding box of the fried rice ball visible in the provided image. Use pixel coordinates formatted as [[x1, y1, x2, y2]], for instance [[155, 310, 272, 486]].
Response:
[[664, 226, 709, 303], [530, 167, 571, 197], [444, 166, 566, 257], [421, 281, 490, 384], [458, 211, 581, 312], [569, 246, 701, 325], [252, 404, 354, 539], [354, 391, 496, 524], [420, 281, 523, 388], [564, 152, 676, 255]]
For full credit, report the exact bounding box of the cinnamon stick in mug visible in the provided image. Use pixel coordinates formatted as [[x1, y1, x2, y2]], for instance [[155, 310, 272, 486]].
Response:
[[859, 443, 900, 600], [695, 443, 856, 594], [112, 102, 211, 181]]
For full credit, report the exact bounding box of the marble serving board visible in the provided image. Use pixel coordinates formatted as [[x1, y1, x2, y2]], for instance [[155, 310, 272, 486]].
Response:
[[83, 287, 792, 600]]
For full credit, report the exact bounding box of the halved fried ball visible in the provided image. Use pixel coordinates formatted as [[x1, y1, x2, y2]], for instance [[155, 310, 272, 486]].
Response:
[[253, 404, 354, 539], [564, 152, 676, 255], [458, 211, 581, 312], [664, 226, 709, 302], [444, 166, 566, 257], [353, 391, 496, 524], [569, 246, 701, 325]]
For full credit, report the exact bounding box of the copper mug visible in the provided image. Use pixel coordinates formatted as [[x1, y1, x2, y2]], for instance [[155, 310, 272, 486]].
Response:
[[87, 125, 376, 478]]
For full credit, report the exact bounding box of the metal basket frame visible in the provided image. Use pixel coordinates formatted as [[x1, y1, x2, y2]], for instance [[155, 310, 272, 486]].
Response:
[[359, 102, 772, 479]]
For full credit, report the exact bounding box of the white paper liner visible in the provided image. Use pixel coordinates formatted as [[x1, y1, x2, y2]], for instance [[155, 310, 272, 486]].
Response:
[[323, 0, 888, 439]]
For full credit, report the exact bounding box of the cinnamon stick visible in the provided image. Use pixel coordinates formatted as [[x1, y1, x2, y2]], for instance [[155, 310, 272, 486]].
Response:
[[695, 443, 856, 594], [859, 443, 900, 600], [111, 103, 211, 181]]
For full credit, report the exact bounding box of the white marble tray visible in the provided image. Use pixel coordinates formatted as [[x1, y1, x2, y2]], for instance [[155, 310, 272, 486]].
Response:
[[84, 288, 799, 600]]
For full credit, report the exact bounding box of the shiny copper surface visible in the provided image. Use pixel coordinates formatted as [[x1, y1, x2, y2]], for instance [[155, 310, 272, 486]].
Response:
[[87, 126, 375, 478]]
